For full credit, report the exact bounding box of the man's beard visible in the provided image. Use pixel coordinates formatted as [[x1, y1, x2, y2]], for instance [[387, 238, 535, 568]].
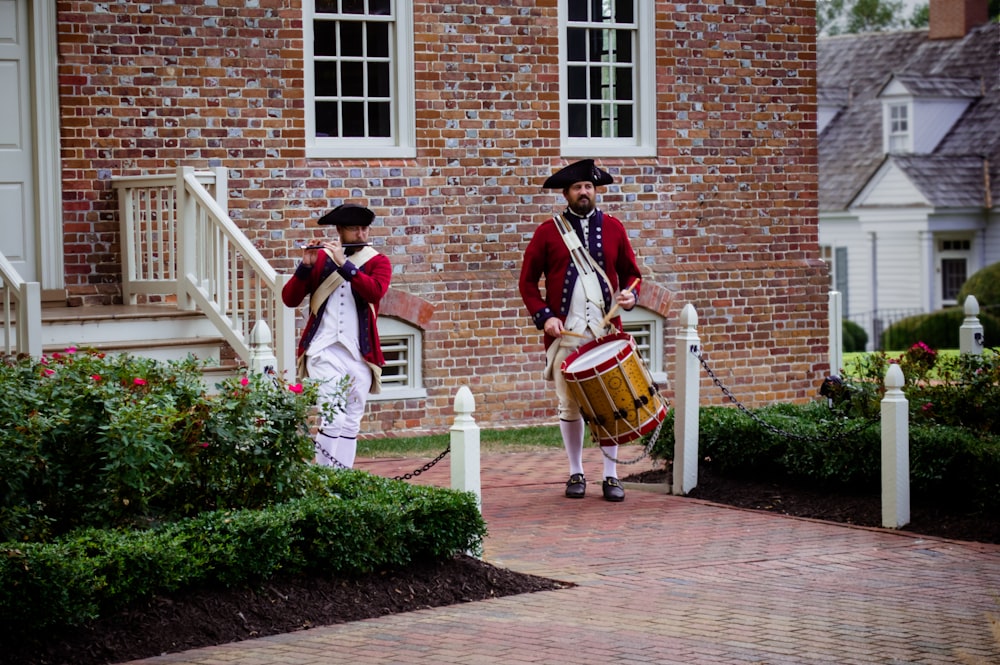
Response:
[[568, 198, 594, 216]]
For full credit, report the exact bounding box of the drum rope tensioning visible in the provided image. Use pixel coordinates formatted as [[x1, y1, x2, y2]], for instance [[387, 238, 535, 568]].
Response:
[[561, 331, 670, 465]]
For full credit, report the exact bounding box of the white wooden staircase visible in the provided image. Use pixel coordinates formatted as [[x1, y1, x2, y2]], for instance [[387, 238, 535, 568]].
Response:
[[40, 302, 239, 381], [2, 166, 295, 380]]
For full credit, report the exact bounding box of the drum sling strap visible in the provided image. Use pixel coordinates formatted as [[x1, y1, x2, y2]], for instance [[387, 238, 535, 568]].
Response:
[[296, 247, 383, 394], [553, 213, 614, 339]]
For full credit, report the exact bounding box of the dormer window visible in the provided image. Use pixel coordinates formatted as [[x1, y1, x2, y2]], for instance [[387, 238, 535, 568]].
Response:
[[887, 102, 910, 153], [878, 75, 979, 156]]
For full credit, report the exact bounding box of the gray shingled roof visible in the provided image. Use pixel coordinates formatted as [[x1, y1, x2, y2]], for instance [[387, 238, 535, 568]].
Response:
[[819, 23, 1000, 212], [881, 75, 984, 98]]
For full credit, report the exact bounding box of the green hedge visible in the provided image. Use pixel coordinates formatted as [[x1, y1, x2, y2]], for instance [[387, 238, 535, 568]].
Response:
[[649, 403, 1000, 512], [0, 469, 486, 635], [842, 319, 869, 352], [957, 262, 1000, 308], [879, 308, 1000, 351]]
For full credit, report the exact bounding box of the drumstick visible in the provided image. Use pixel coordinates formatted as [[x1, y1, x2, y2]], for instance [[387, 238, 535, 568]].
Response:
[[600, 278, 641, 329], [560, 330, 590, 339]]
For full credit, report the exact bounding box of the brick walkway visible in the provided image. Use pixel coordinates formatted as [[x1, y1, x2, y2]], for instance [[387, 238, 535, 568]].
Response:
[[127, 448, 1000, 665]]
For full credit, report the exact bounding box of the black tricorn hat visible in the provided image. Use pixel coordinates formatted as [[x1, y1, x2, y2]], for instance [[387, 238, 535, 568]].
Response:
[[318, 203, 375, 227], [542, 159, 615, 189]]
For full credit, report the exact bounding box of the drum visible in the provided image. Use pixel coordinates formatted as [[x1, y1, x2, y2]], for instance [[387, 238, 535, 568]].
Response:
[[560, 332, 667, 446]]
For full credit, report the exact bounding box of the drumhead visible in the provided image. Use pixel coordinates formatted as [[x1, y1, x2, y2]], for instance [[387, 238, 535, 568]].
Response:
[[565, 338, 629, 373]]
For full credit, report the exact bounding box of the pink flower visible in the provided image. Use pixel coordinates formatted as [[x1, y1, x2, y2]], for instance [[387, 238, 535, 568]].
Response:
[[91, 374, 101, 381], [65, 346, 77, 354], [43, 368, 55, 376], [288, 383, 303, 394], [200, 442, 210, 448], [240, 376, 249, 387], [133, 378, 147, 386]]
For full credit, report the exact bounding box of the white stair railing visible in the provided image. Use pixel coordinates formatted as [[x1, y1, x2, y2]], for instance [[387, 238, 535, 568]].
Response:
[[113, 166, 295, 377], [0, 252, 42, 357]]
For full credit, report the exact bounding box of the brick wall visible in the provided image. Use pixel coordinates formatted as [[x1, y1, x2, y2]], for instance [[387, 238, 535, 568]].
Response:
[[55, 0, 826, 437]]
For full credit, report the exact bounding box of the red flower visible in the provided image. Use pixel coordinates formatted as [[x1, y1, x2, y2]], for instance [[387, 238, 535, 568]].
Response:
[[240, 376, 250, 387], [133, 378, 147, 386], [91, 374, 101, 381], [288, 383, 304, 394]]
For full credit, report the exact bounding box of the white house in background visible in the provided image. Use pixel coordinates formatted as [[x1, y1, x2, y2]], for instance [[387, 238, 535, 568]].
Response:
[[818, 0, 999, 349]]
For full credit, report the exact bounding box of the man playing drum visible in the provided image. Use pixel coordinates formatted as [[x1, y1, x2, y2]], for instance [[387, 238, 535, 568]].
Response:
[[518, 159, 643, 502]]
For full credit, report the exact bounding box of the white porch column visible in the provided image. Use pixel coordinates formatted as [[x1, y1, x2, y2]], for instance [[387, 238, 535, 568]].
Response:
[[919, 230, 934, 312]]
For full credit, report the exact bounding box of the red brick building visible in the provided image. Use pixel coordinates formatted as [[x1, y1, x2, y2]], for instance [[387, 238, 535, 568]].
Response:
[[9, 0, 827, 436]]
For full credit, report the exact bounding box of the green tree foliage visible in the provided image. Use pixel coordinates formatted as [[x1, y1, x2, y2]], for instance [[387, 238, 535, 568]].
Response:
[[819, 0, 909, 35], [821, 0, 1000, 34]]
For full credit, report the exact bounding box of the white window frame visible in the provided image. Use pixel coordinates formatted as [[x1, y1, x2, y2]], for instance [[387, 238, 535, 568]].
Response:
[[937, 237, 973, 307], [303, 0, 416, 159], [620, 306, 666, 385], [885, 101, 911, 154], [370, 316, 426, 402], [559, 0, 656, 158]]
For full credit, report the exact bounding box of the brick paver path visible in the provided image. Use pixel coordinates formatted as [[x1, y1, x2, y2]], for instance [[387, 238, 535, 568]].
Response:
[[127, 448, 1000, 665]]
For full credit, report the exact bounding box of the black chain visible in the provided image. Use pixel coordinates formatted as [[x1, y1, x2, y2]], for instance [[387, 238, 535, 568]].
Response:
[[390, 446, 451, 481], [596, 411, 668, 465], [315, 438, 451, 480], [691, 345, 880, 442]]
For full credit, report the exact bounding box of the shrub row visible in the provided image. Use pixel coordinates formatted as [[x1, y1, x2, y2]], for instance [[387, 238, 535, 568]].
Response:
[[650, 402, 1000, 514], [0, 468, 486, 636], [880, 307, 1000, 351]]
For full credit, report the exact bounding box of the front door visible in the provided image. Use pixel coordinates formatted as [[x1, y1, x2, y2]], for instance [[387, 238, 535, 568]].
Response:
[[0, 0, 37, 280]]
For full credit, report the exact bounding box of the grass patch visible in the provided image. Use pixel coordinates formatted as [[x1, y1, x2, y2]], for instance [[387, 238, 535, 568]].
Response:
[[358, 425, 564, 457], [843, 349, 959, 379]]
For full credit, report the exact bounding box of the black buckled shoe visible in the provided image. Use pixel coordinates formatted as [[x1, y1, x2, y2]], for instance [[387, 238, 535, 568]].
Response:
[[565, 473, 586, 498], [602, 477, 625, 502]]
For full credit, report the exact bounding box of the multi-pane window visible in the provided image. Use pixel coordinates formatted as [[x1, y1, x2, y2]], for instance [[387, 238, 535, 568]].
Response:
[[305, 1, 415, 158], [566, 1, 635, 140], [888, 103, 909, 153], [561, 0, 655, 157]]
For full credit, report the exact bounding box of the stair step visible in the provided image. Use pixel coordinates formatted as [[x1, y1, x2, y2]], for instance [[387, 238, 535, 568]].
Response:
[[43, 336, 228, 365], [40, 304, 223, 348]]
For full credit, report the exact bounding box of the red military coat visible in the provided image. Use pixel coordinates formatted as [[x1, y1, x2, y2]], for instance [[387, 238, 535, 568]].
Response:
[[518, 209, 642, 349], [282, 249, 392, 367]]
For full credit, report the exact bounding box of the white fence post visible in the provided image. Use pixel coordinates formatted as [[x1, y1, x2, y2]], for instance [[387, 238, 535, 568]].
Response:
[[959, 295, 984, 356], [828, 290, 843, 374], [450, 385, 481, 510], [881, 363, 910, 529], [673, 303, 700, 495], [247, 321, 278, 376]]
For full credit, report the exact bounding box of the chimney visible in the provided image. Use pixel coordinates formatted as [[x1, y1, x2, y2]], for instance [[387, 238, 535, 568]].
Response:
[[929, 0, 990, 39]]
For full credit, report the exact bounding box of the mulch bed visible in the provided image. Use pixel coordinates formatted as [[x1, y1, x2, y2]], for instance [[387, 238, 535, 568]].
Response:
[[632, 464, 1000, 545], [2, 555, 568, 665]]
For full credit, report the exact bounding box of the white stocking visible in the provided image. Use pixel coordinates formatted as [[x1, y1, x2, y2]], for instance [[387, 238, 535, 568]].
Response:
[[560, 418, 585, 476], [603, 444, 618, 480]]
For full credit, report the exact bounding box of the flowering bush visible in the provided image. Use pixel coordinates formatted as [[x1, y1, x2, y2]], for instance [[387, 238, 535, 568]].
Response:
[[838, 344, 1000, 434], [899, 341, 938, 385], [0, 349, 337, 542]]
